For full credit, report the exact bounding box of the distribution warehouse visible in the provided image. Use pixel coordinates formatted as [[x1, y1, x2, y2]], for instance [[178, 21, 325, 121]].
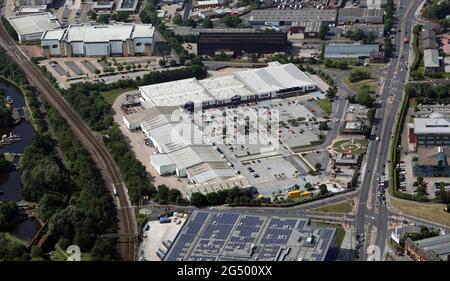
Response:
[[8, 12, 60, 42], [164, 210, 338, 261], [137, 62, 316, 109], [41, 23, 155, 57]]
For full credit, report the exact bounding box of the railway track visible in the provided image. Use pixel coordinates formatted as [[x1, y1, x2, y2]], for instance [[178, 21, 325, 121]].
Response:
[[0, 25, 136, 261]]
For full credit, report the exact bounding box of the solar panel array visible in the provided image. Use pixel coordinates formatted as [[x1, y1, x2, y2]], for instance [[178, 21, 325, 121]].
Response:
[[165, 211, 337, 261], [231, 215, 265, 243], [165, 211, 208, 261]]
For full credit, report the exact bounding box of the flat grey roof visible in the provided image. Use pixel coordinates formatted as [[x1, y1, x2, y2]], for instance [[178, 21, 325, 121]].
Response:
[[415, 234, 450, 260], [414, 117, 450, 134], [242, 8, 337, 23], [116, 0, 138, 12], [165, 210, 337, 261], [338, 8, 384, 19], [324, 43, 379, 56], [8, 12, 60, 37], [424, 49, 441, 68]]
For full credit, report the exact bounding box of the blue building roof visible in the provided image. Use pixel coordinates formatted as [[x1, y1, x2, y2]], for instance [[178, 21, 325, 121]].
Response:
[[324, 44, 379, 58]]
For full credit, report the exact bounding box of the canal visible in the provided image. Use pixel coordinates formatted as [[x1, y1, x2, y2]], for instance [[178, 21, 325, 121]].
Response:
[[0, 81, 39, 241]]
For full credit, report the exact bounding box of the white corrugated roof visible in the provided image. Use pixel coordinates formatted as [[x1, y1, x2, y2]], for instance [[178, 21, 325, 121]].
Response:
[[168, 145, 224, 170], [234, 63, 315, 94], [151, 153, 175, 167], [414, 118, 450, 134], [64, 23, 154, 43], [41, 29, 65, 40], [139, 78, 215, 107], [8, 12, 60, 36], [424, 49, 441, 68]]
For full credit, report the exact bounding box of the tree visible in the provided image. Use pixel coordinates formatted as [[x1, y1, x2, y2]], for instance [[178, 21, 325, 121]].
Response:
[[38, 193, 66, 221], [319, 184, 328, 195], [355, 90, 374, 107], [190, 192, 207, 206], [348, 68, 371, 83], [223, 16, 242, 28], [315, 163, 322, 171], [172, 14, 183, 25], [326, 86, 337, 99], [206, 192, 221, 205], [0, 153, 11, 173], [184, 17, 196, 28], [304, 182, 314, 191], [157, 185, 170, 202], [91, 236, 117, 261], [202, 17, 213, 28], [168, 188, 182, 203], [87, 9, 97, 20], [319, 121, 328, 131], [159, 59, 167, 67], [319, 23, 330, 40], [30, 245, 43, 259], [98, 14, 110, 24], [112, 11, 129, 22]]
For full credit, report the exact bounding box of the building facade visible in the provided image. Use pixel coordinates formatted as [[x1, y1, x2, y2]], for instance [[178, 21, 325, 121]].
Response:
[[41, 23, 155, 57], [197, 31, 289, 57]]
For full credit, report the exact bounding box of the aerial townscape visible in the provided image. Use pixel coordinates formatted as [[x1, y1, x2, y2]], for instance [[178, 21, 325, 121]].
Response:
[[0, 0, 449, 266]]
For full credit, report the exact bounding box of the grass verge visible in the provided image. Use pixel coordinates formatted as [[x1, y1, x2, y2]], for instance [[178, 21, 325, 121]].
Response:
[[391, 198, 450, 227], [313, 98, 332, 115], [312, 201, 353, 213], [100, 87, 135, 105]]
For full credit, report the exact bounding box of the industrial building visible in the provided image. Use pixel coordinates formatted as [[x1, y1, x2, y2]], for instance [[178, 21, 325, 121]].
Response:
[[421, 28, 437, 50], [289, 21, 322, 39], [339, 24, 385, 38], [122, 105, 243, 188], [7, 12, 60, 42], [137, 62, 316, 109], [360, 0, 387, 9], [241, 8, 338, 26], [197, 30, 288, 57], [405, 234, 450, 261], [337, 8, 384, 25], [92, 0, 114, 11], [423, 49, 443, 73], [116, 0, 138, 13], [164, 210, 338, 261], [411, 114, 450, 147], [16, 5, 47, 15], [41, 23, 155, 57], [324, 43, 380, 59], [414, 146, 450, 177]]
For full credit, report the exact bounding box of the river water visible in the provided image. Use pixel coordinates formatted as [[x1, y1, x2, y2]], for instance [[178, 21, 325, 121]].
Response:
[[0, 82, 39, 240]]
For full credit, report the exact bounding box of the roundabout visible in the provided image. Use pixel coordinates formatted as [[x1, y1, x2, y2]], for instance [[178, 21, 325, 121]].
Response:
[[332, 138, 368, 154]]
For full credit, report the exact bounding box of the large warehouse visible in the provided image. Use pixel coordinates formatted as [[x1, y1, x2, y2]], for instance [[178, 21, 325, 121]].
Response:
[[337, 8, 384, 25], [164, 211, 338, 261], [138, 62, 317, 109], [41, 23, 155, 57], [197, 30, 289, 57], [241, 8, 338, 26], [8, 12, 60, 42]]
